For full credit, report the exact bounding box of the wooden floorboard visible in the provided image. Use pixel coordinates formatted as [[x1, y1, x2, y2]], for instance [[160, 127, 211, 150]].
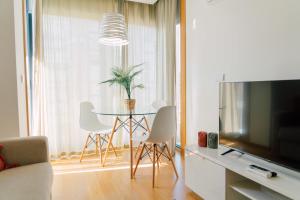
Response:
[[51, 149, 203, 200]]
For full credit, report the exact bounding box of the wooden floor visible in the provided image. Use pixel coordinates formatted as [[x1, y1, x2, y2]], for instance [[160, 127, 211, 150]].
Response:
[[51, 148, 203, 200]]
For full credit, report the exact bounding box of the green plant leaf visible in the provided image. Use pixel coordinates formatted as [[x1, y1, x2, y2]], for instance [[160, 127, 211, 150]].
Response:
[[127, 63, 144, 72], [100, 78, 118, 86], [129, 70, 143, 80], [132, 84, 144, 90], [100, 64, 144, 99]]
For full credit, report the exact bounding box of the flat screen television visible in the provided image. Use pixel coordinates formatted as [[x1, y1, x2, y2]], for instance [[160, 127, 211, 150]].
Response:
[[219, 79, 300, 172]]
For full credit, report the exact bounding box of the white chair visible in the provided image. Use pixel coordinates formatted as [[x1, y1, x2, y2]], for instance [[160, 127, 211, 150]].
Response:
[[134, 100, 167, 158], [133, 106, 179, 187], [79, 101, 117, 163]]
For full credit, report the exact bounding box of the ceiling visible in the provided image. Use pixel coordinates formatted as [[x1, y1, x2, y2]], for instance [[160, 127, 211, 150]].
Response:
[[126, 0, 158, 5]]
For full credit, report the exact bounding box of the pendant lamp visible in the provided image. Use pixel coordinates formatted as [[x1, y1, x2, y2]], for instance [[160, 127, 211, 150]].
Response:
[[98, 12, 128, 46]]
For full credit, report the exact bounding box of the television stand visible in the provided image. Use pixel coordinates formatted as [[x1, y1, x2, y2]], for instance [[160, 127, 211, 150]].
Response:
[[185, 145, 300, 200], [220, 148, 245, 156]]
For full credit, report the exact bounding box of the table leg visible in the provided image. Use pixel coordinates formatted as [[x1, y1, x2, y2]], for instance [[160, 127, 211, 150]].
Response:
[[102, 117, 119, 167], [130, 115, 133, 179], [152, 144, 156, 187]]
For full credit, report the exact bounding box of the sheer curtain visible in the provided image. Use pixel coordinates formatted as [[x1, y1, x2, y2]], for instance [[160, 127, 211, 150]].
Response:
[[32, 0, 121, 157], [155, 0, 177, 106], [155, 0, 177, 154], [31, 0, 176, 158], [127, 2, 156, 108]]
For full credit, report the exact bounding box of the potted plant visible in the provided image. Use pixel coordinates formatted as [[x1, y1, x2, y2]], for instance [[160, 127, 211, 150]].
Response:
[[100, 64, 144, 111]]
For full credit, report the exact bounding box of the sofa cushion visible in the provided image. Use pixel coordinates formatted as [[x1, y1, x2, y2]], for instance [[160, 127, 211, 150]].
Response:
[[0, 144, 5, 171], [0, 155, 5, 171], [0, 162, 53, 200]]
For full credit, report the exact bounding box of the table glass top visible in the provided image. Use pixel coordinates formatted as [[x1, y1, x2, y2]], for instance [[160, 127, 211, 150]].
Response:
[[94, 107, 157, 116]]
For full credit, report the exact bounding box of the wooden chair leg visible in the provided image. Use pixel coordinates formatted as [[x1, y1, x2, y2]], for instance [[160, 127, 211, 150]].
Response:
[[133, 143, 146, 176], [101, 134, 117, 158], [155, 145, 160, 169], [110, 141, 118, 157], [165, 144, 179, 178], [102, 117, 118, 167], [144, 144, 153, 161], [135, 142, 142, 158], [143, 116, 151, 133], [98, 135, 103, 164], [152, 144, 156, 188], [80, 134, 90, 162], [95, 134, 99, 155]]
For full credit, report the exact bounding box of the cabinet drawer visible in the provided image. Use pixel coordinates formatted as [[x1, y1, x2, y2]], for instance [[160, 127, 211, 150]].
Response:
[[185, 150, 225, 200]]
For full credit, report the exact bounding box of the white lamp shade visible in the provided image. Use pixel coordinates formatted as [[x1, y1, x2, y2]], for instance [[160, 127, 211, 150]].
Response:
[[99, 13, 129, 46]]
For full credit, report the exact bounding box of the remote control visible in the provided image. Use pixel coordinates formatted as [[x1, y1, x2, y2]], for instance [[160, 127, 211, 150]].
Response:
[[247, 164, 277, 178]]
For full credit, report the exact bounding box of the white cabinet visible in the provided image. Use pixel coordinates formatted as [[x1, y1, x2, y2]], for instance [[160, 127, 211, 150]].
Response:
[[185, 145, 300, 200], [185, 150, 226, 200]]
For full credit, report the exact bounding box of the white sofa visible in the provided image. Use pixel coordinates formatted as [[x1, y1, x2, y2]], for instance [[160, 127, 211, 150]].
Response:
[[0, 136, 53, 200]]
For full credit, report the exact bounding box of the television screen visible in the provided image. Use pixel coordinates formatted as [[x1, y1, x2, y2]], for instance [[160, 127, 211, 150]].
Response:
[[219, 80, 300, 172]]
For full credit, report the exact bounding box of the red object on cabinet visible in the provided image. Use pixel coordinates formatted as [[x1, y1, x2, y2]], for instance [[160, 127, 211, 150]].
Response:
[[198, 131, 207, 147]]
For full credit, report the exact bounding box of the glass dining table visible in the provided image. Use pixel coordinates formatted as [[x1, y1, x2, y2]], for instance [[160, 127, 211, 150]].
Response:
[[94, 109, 156, 179]]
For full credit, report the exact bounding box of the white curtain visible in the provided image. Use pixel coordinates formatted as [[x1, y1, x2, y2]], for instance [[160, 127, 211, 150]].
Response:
[[31, 0, 176, 157], [155, 0, 177, 154], [155, 0, 177, 106], [127, 3, 157, 108]]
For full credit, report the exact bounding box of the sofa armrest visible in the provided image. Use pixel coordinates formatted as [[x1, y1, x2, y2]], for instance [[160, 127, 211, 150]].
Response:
[[0, 136, 49, 166]]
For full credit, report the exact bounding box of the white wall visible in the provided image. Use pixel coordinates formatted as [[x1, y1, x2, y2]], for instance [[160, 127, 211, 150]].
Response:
[[186, 0, 300, 145], [14, 0, 29, 137], [0, 0, 19, 139], [0, 0, 28, 139]]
